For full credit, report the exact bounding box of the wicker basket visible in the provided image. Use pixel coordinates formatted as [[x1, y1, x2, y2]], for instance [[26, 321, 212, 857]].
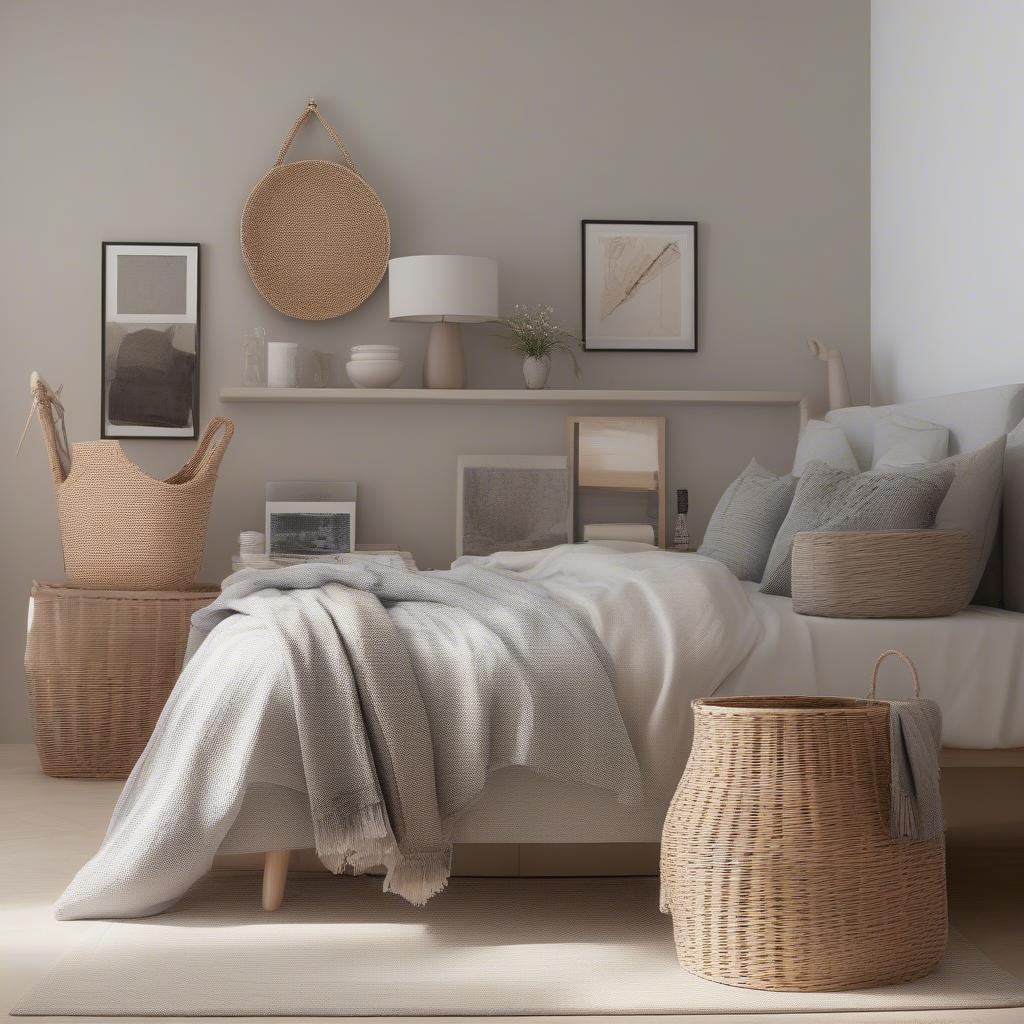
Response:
[[791, 529, 976, 618], [660, 651, 947, 992], [30, 373, 233, 589], [24, 582, 219, 778], [241, 99, 390, 321]]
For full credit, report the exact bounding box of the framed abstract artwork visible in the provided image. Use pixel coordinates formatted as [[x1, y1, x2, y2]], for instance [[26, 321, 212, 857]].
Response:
[[581, 220, 697, 352], [456, 455, 570, 557], [101, 242, 200, 438]]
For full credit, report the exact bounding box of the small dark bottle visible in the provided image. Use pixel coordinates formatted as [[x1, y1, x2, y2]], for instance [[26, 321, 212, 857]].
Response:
[[672, 489, 690, 552]]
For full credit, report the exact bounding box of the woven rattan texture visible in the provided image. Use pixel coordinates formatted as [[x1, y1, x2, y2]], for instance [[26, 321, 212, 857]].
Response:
[[241, 101, 390, 320], [791, 529, 975, 618], [32, 375, 233, 589], [25, 583, 219, 779], [660, 694, 947, 992]]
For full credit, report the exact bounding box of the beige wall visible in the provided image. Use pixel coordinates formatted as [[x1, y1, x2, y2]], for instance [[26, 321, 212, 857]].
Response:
[[0, 0, 869, 740]]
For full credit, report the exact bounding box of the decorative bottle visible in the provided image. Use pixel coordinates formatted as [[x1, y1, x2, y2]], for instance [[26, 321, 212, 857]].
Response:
[[672, 489, 690, 552]]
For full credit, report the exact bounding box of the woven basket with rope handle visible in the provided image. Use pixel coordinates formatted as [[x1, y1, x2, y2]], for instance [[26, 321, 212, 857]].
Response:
[[660, 648, 946, 991], [241, 98, 391, 320], [27, 373, 234, 589]]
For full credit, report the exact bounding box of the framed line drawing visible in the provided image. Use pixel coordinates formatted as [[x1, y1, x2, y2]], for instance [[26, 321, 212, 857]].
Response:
[[582, 220, 697, 352], [101, 242, 200, 438]]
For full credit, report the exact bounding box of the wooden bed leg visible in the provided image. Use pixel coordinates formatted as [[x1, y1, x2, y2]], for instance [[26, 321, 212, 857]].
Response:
[[262, 849, 291, 911]]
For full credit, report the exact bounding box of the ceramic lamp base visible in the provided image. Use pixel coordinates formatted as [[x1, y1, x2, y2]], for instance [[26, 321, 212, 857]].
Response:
[[424, 322, 466, 389]]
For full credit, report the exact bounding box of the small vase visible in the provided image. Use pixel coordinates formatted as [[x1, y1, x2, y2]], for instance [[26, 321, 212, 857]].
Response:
[[523, 355, 551, 390]]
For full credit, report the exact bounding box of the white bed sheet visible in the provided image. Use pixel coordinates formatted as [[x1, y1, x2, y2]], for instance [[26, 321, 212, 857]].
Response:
[[720, 583, 1024, 750]]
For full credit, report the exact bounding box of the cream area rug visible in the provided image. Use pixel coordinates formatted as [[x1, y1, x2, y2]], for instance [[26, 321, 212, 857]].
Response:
[[15, 876, 1024, 1016]]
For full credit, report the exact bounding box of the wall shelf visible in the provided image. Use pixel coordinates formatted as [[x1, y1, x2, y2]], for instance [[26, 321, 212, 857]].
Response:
[[219, 387, 808, 413]]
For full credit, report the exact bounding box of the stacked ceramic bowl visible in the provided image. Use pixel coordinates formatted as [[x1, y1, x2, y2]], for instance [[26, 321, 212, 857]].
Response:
[[345, 345, 404, 388]]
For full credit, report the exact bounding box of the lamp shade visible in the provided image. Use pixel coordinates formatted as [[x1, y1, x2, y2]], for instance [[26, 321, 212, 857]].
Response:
[[388, 255, 498, 323]]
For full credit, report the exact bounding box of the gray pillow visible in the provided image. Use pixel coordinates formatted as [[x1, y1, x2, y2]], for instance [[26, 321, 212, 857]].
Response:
[[697, 460, 797, 581], [759, 460, 955, 598]]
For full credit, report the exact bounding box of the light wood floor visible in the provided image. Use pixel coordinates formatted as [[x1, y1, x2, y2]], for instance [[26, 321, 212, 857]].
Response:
[[1, 743, 1021, 1023]]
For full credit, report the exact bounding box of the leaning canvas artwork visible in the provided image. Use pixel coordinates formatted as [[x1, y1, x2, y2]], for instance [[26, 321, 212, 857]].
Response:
[[102, 243, 200, 438], [582, 220, 697, 351], [456, 455, 570, 557]]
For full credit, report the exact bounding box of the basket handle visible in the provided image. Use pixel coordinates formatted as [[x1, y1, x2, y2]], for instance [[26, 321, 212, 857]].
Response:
[[19, 372, 70, 490], [165, 417, 235, 485], [868, 649, 922, 699], [275, 98, 356, 171]]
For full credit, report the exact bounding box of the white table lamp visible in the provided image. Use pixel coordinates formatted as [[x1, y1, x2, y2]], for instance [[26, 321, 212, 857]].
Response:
[[388, 255, 498, 389]]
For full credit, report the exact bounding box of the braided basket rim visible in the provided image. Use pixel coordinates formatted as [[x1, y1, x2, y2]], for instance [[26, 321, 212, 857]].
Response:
[[693, 696, 888, 715]]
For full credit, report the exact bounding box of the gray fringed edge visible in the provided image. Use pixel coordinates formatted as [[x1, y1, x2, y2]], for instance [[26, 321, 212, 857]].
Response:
[[383, 849, 452, 907], [314, 802, 452, 906]]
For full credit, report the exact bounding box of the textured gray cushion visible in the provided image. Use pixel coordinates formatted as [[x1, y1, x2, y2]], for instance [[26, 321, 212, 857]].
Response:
[[697, 460, 797, 581], [933, 434, 1006, 598], [759, 460, 955, 598]]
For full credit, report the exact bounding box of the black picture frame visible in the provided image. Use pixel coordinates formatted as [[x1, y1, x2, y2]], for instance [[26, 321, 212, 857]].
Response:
[[581, 220, 698, 353], [101, 241, 201, 439]]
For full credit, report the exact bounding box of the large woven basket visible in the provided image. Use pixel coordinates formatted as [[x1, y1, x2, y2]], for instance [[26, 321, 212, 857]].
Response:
[[660, 651, 947, 992], [30, 374, 233, 589], [25, 582, 219, 779], [791, 529, 975, 618], [241, 98, 390, 321]]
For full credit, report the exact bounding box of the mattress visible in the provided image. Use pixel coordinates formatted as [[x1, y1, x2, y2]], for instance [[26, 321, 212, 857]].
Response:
[[721, 583, 1024, 750]]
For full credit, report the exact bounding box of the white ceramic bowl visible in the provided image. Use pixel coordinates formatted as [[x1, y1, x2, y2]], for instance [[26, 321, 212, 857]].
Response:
[[349, 350, 401, 362], [351, 345, 400, 355], [346, 359, 403, 388]]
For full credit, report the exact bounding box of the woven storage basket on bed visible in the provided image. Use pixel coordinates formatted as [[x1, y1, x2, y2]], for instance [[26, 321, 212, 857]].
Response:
[[25, 582, 219, 779], [791, 529, 975, 618], [241, 98, 390, 321], [660, 652, 947, 992], [30, 374, 233, 589]]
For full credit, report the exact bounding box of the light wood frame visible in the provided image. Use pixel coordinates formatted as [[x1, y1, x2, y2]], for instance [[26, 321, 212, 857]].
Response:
[[567, 415, 667, 547]]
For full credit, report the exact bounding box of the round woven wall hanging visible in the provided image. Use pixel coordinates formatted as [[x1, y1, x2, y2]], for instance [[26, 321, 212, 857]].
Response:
[[241, 99, 390, 321]]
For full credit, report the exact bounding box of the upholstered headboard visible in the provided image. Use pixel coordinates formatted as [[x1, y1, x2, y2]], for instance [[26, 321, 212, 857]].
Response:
[[825, 384, 1024, 612]]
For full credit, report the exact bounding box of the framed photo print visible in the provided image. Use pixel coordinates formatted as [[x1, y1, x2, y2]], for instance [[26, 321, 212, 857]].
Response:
[[102, 242, 200, 438], [582, 220, 697, 352]]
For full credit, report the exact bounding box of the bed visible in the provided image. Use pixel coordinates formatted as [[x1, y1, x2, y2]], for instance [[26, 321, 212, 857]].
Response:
[[55, 384, 1024, 920]]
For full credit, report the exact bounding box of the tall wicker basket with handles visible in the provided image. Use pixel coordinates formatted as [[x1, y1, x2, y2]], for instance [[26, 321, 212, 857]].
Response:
[[25, 582, 220, 778], [660, 650, 947, 992], [29, 373, 233, 589]]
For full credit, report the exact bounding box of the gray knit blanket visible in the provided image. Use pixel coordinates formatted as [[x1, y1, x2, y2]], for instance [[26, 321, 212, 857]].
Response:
[[180, 561, 642, 904], [888, 699, 944, 841]]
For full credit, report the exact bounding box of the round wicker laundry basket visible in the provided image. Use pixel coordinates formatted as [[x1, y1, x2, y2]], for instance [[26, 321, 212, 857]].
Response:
[[660, 653, 947, 992], [241, 99, 390, 321]]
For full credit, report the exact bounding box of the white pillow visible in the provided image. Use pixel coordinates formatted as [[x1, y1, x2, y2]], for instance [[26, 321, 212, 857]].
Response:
[[934, 434, 1006, 596], [792, 420, 860, 477], [873, 412, 950, 470]]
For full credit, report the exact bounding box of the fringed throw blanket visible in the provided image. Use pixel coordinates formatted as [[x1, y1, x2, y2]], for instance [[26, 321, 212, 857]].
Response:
[[56, 560, 642, 919], [887, 699, 944, 841]]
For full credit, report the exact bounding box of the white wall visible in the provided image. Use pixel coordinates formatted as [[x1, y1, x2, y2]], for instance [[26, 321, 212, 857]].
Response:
[[0, 0, 868, 740], [872, 0, 1024, 404]]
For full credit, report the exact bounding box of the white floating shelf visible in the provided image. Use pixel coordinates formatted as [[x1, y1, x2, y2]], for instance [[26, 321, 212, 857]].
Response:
[[219, 387, 808, 409]]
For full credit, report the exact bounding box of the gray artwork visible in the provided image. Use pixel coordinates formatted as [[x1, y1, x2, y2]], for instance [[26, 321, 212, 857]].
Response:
[[458, 457, 570, 557], [269, 511, 352, 556], [116, 254, 188, 315]]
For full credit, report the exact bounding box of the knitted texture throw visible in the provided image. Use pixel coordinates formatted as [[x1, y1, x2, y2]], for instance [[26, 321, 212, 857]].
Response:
[[56, 559, 642, 918]]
